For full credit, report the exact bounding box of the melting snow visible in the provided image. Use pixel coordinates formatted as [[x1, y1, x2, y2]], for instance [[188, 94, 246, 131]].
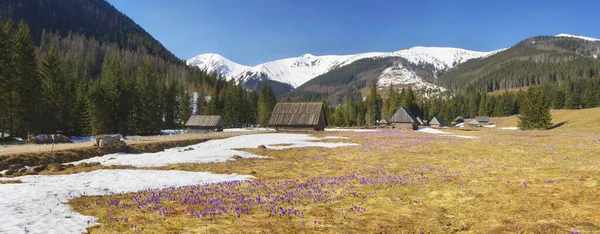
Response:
[[72, 133, 357, 167], [0, 170, 251, 234]]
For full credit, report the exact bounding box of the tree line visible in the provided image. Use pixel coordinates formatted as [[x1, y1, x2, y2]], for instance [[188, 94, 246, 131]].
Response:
[[325, 75, 600, 128]]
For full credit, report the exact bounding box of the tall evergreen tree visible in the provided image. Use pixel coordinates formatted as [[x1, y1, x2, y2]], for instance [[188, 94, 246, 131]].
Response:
[[518, 87, 552, 130], [257, 83, 277, 127], [13, 21, 41, 136]]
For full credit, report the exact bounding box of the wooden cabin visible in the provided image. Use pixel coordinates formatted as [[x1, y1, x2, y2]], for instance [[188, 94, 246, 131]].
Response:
[[429, 116, 447, 127], [377, 119, 389, 128], [389, 107, 419, 130], [465, 118, 481, 127], [452, 116, 464, 125], [268, 102, 327, 131], [475, 116, 490, 126], [185, 115, 223, 133]]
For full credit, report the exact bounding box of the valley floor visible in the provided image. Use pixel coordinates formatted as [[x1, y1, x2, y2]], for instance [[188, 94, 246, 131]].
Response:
[[1, 113, 600, 233]]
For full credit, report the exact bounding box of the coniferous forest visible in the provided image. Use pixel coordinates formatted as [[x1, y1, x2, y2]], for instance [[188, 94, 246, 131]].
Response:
[[0, 16, 276, 138]]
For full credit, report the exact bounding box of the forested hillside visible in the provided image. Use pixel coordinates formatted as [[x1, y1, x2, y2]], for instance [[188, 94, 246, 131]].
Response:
[[0, 0, 182, 65], [0, 0, 274, 138], [290, 56, 439, 104], [438, 36, 600, 92]]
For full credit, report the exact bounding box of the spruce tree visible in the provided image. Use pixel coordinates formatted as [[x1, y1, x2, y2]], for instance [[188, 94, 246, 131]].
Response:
[[581, 85, 597, 108], [518, 87, 552, 130], [257, 83, 277, 127]]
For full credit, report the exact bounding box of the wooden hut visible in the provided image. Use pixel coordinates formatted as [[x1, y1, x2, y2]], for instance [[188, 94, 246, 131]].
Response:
[[452, 116, 464, 125], [429, 116, 447, 127], [377, 119, 389, 128], [475, 116, 490, 126], [465, 118, 481, 127], [268, 102, 327, 131], [185, 115, 223, 133], [389, 107, 419, 130]]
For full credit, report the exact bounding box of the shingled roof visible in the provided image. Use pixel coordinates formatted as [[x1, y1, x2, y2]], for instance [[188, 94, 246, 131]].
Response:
[[185, 115, 223, 127], [268, 102, 327, 127], [475, 116, 490, 123], [389, 107, 418, 123], [429, 116, 447, 126]]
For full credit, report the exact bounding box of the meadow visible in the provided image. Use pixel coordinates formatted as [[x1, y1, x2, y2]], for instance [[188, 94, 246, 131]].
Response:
[[66, 108, 600, 233]]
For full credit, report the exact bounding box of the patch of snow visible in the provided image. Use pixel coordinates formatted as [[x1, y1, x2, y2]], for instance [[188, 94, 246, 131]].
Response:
[[72, 134, 357, 167], [501, 127, 519, 130], [555, 33, 600, 42], [376, 63, 446, 93], [0, 170, 251, 234], [418, 127, 477, 139], [222, 128, 274, 132], [483, 124, 496, 128], [160, 129, 185, 135], [417, 127, 451, 134]]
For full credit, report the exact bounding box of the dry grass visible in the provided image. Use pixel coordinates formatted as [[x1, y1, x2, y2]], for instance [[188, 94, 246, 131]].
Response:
[[64, 123, 600, 234], [0, 179, 22, 184], [492, 106, 600, 132]]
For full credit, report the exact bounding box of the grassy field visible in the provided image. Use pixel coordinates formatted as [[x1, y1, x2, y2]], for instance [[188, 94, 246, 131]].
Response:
[[62, 109, 600, 233]]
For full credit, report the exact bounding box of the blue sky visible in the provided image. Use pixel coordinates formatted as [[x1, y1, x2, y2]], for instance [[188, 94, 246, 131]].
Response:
[[108, 0, 599, 66]]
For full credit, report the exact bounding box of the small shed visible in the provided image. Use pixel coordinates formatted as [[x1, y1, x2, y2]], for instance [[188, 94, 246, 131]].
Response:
[[452, 116, 464, 125], [377, 119, 389, 128], [268, 102, 327, 131], [465, 118, 481, 127], [389, 107, 419, 130], [185, 115, 223, 133], [475, 116, 490, 126], [429, 116, 447, 127]]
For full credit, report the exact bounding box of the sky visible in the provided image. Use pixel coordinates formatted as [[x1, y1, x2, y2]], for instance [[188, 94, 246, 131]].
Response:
[[108, 0, 600, 66]]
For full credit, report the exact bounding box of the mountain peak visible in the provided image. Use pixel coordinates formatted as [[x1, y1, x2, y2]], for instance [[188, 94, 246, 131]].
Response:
[[555, 33, 600, 42], [186, 53, 250, 79]]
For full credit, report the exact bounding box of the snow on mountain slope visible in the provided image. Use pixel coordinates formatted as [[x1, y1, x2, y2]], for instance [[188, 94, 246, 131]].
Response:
[[391, 46, 495, 71], [555, 33, 600, 42], [186, 53, 250, 79], [188, 47, 497, 89], [235, 52, 387, 88], [376, 63, 446, 92]]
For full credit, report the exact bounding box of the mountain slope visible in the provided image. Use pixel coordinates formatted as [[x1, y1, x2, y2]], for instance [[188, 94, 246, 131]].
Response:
[[0, 0, 182, 64], [188, 47, 496, 97], [437, 34, 600, 92], [187, 53, 250, 79]]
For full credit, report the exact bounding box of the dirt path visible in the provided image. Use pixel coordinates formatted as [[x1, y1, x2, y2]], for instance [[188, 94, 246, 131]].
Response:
[[0, 132, 259, 157]]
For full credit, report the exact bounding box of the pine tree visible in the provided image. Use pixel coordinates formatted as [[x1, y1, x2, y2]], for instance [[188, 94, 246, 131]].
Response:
[[196, 87, 206, 115], [581, 85, 597, 108], [0, 18, 15, 137], [39, 46, 63, 133], [257, 83, 277, 127], [518, 87, 552, 130], [13, 21, 41, 136]]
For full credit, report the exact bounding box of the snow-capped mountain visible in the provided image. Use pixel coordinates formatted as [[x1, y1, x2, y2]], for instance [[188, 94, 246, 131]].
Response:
[[555, 33, 600, 42], [186, 53, 250, 79], [235, 52, 387, 88], [390, 46, 499, 71], [188, 47, 497, 91]]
